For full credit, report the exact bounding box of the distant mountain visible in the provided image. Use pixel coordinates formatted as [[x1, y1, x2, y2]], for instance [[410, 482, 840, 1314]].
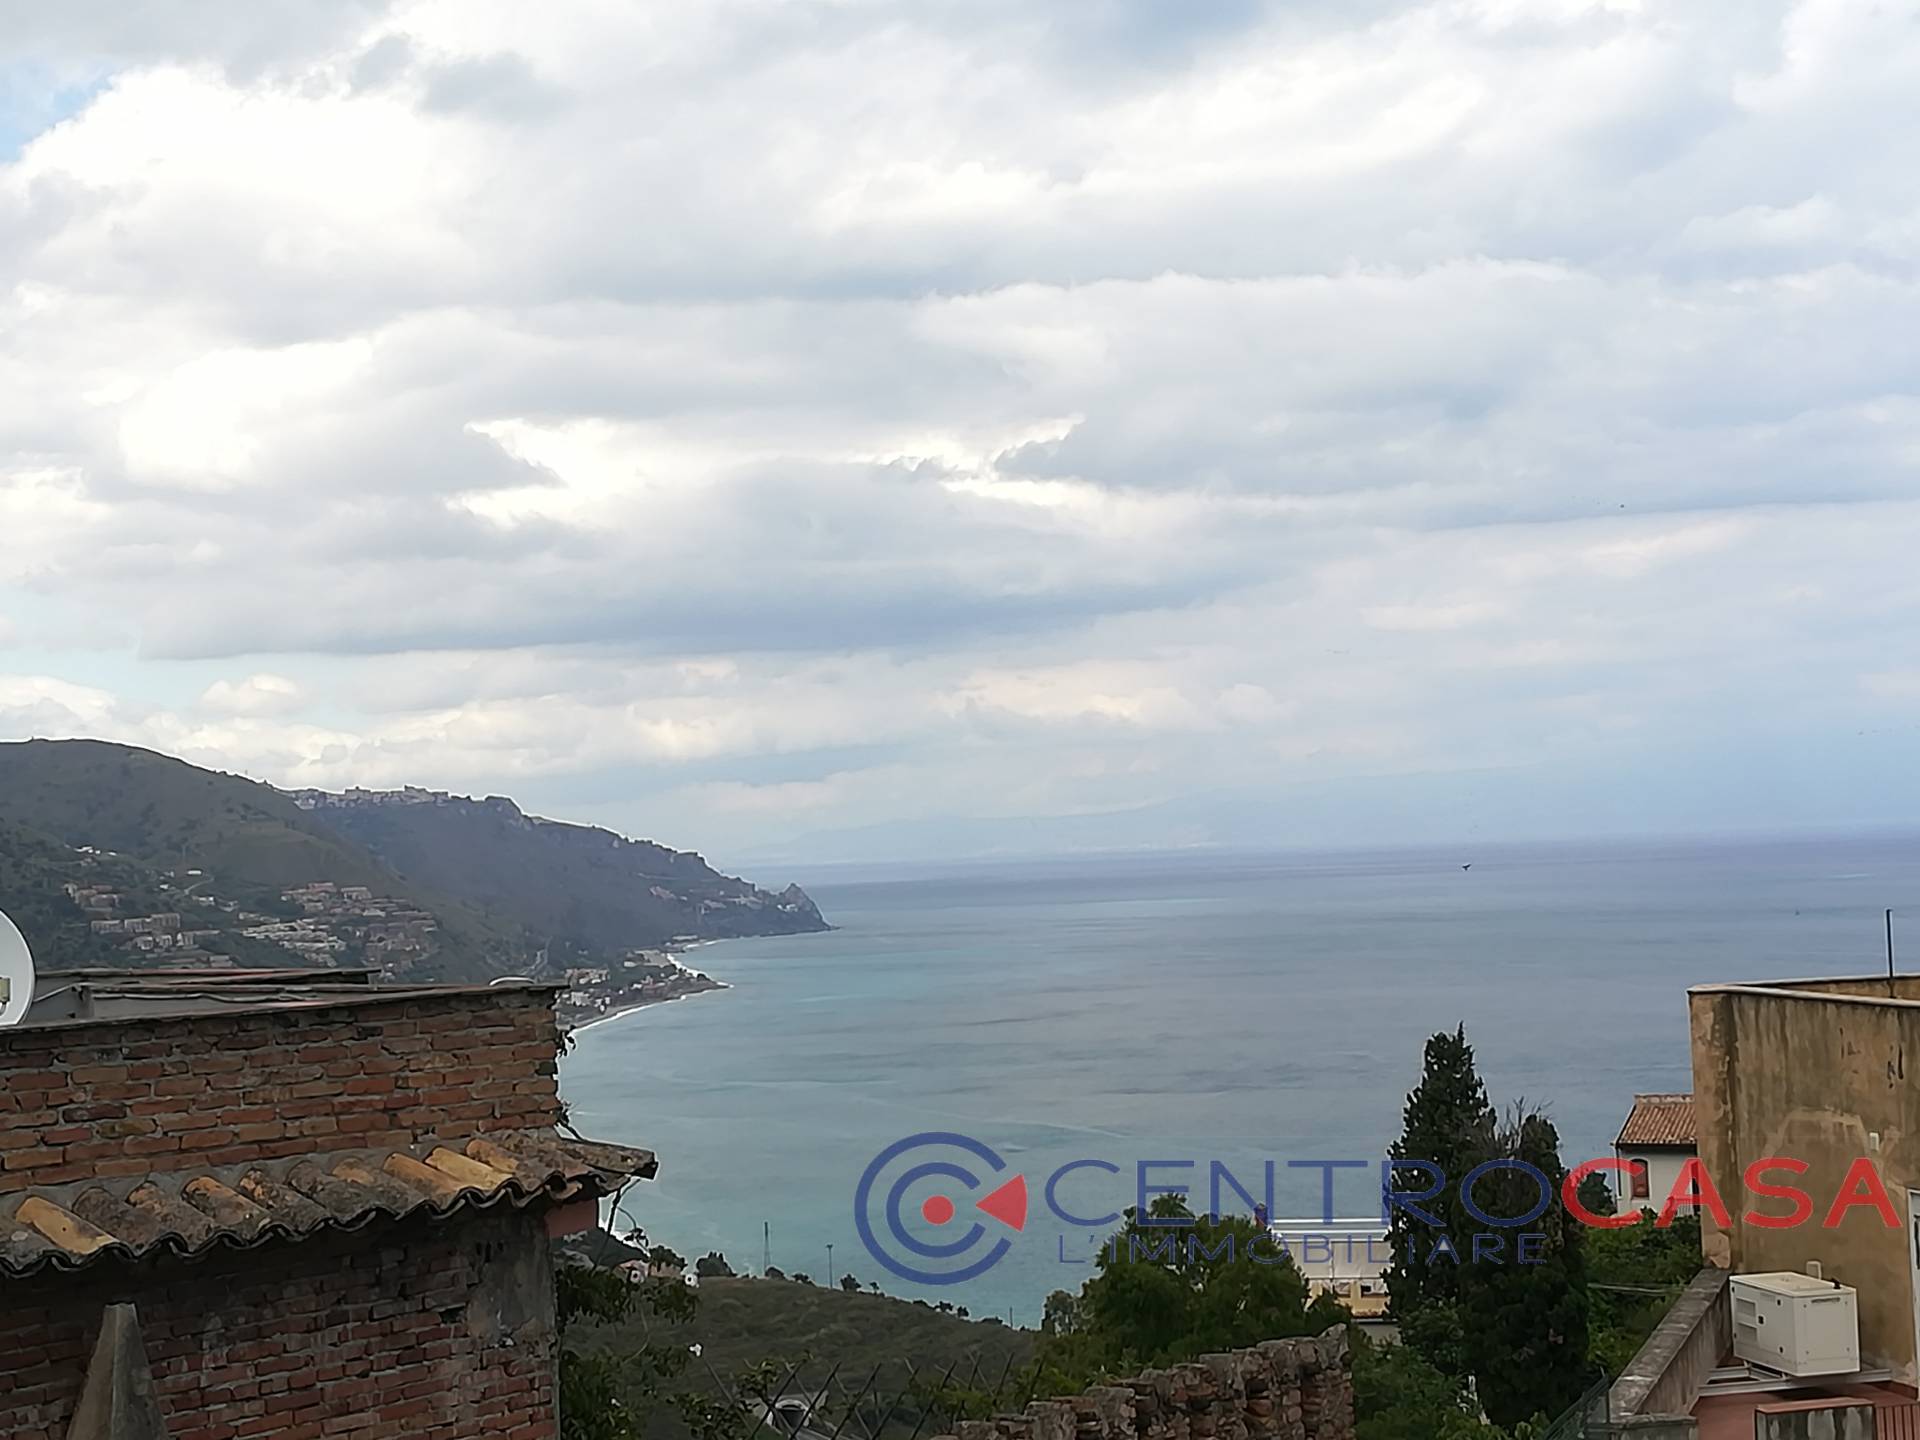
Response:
[[0, 740, 828, 982], [288, 787, 829, 954], [0, 739, 525, 978]]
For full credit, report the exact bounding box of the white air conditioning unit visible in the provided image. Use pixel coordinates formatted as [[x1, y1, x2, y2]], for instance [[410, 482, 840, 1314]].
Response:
[[1730, 1272, 1860, 1376]]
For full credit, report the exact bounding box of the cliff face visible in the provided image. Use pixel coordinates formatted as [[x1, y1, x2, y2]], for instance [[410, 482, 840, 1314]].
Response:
[[291, 788, 829, 954]]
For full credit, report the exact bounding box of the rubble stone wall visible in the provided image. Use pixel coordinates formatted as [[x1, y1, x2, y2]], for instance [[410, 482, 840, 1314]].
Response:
[[939, 1328, 1354, 1440]]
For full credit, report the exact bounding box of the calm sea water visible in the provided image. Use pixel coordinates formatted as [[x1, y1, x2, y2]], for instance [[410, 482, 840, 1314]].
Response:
[[561, 834, 1920, 1320]]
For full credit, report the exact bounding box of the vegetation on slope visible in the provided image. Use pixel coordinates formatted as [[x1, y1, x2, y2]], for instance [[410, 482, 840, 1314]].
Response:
[[297, 790, 828, 954], [562, 1270, 1032, 1440], [0, 739, 527, 978]]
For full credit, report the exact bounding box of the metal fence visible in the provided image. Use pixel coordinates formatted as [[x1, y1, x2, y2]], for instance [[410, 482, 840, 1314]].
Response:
[[694, 1348, 1037, 1440], [1536, 1375, 1616, 1440]]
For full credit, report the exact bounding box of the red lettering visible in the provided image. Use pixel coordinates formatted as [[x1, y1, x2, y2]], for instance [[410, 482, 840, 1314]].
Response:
[[1742, 1157, 1813, 1229], [1822, 1157, 1899, 1229], [1562, 1159, 1641, 1228], [1657, 1158, 1732, 1229]]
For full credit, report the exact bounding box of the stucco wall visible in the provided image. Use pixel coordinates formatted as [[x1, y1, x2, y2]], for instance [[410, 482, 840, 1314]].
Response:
[[1618, 1149, 1696, 1214], [1689, 985, 1918, 1384], [1609, 1268, 1729, 1429]]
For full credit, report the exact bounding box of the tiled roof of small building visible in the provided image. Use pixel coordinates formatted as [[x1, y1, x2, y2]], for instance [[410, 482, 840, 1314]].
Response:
[[1614, 1093, 1696, 1150], [0, 1129, 654, 1279]]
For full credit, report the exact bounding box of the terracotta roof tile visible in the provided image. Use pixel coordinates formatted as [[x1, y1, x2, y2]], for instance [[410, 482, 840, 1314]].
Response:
[[0, 1129, 655, 1280], [1615, 1093, 1696, 1149]]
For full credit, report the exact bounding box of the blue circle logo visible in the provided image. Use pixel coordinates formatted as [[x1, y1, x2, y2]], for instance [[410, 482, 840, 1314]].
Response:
[[854, 1132, 1027, 1286]]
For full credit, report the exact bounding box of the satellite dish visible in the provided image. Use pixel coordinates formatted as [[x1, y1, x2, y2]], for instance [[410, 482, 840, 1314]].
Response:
[[0, 906, 33, 1027]]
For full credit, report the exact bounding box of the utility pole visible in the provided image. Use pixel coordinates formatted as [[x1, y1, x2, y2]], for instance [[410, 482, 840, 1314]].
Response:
[[763, 1220, 771, 1276]]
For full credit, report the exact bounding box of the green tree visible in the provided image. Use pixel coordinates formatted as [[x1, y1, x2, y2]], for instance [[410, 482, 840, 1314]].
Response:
[[1456, 1110, 1593, 1428], [1585, 1213, 1702, 1373], [839, 1272, 861, 1291], [1575, 1172, 1616, 1220], [555, 1263, 699, 1440], [1352, 1334, 1518, 1440], [1385, 1026, 1496, 1368], [1030, 1193, 1339, 1392]]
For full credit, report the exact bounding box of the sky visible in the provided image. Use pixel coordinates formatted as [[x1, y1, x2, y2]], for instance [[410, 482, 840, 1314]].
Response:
[[1, 0, 1918, 867]]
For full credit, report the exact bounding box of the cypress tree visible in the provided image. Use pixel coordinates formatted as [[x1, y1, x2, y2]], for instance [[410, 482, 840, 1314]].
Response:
[[1384, 1024, 1496, 1355]]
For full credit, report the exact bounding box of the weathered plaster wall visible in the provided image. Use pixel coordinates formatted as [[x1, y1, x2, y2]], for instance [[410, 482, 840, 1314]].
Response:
[[1688, 986, 1918, 1384]]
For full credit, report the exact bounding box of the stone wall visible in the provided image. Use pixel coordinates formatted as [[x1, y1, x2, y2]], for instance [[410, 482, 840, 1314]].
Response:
[[0, 986, 562, 1193], [0, 1206, 558, 1440], [938, 1328, 1353, 1440], [1607, 1267, 1728, 1424]]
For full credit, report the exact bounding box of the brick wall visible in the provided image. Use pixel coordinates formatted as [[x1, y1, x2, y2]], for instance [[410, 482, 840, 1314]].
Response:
[[939, 1329, 1354, 1440], [0, 987, 562, 1193], [0, 1206, 559, 1440]]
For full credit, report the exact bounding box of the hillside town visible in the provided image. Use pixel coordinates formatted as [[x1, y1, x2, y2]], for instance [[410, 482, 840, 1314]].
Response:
[[555, 947, 727, 1031], [248, 880, 441, 969], [66, 875, 443, 974]]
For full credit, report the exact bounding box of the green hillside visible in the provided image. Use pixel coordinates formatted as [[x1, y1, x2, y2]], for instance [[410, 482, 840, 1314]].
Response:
[[0, 739, 404, 890], [570, 1274, 1033, 1440], [0, 740, 527, 978], [0, 740, 830, 980], [0, 815, 125, 969], [296, 790, 829, 954], [0, 813, 307, 972]]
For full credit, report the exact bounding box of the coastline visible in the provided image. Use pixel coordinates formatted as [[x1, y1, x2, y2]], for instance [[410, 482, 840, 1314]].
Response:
[[560, 924, 829, 1036], [568, 978, 731, 1036]]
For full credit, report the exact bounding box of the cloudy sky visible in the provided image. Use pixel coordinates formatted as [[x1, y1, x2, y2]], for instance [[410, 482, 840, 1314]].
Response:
[[2, 0, 1918, 866]]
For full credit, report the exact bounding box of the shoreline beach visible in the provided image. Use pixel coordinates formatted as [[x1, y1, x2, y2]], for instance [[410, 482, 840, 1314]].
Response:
[[568, 977, 733, 1035]]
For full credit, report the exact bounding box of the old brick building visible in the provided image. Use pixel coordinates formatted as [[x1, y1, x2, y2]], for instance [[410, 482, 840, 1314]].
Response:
[[0, 968, 655, 1439]]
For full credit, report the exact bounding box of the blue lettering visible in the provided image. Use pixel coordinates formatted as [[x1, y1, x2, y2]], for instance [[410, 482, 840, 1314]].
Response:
[[1129, 1233, 1179, 1265], [1209, 1160, 1276, 1219], [1047, 1159, 1122, 1228], [1246, 1232, 1287, 1266], [1187, 1232, 1236, 1265], [1460, 1159, 1552, 1228], [1382, 1158, 1446, 1226], [1137, 1161, 1195, 1225], [1289, 1159, 1368, 1223]]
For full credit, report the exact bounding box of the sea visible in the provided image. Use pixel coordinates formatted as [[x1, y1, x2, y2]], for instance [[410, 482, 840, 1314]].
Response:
[[560, 832, 1920, 1322]]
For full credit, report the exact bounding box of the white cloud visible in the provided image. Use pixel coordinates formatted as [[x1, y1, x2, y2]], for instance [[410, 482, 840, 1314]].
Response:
[[1, 0, 1919, 859], [199, 673, 306, 716]]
